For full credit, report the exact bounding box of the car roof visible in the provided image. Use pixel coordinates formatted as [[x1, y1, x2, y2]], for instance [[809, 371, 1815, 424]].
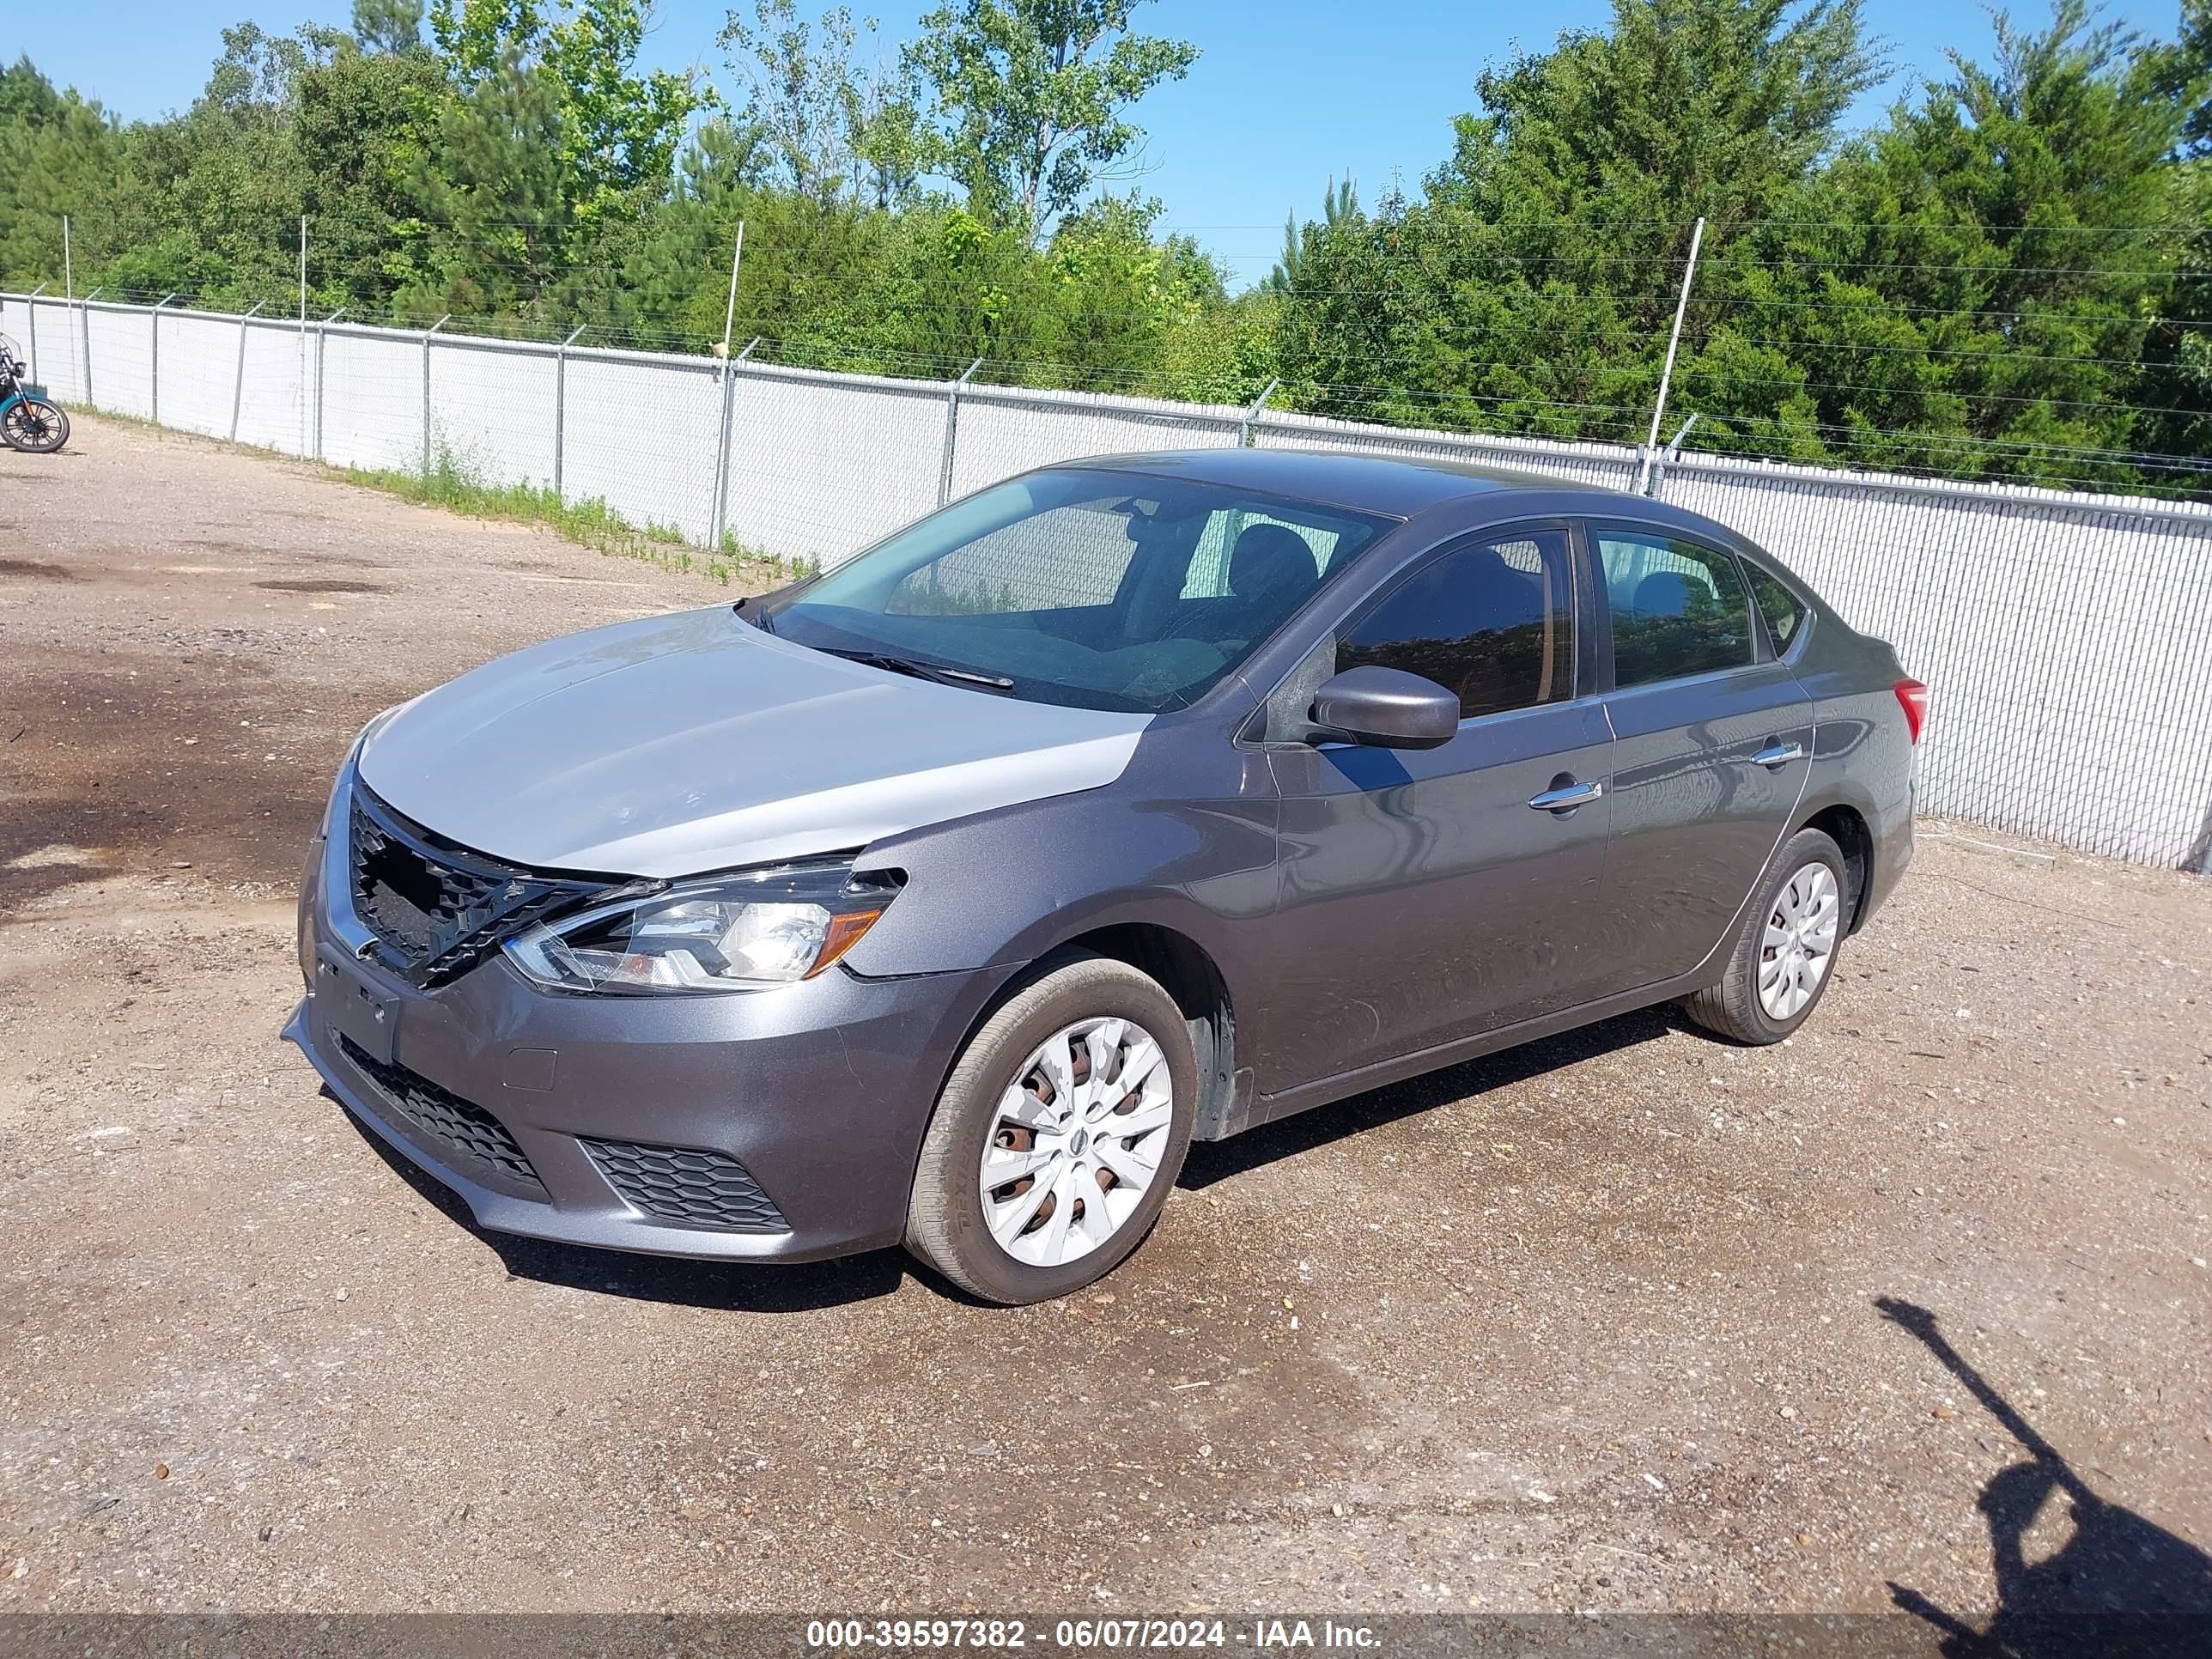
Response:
[[1065, 447, 1612, 519]]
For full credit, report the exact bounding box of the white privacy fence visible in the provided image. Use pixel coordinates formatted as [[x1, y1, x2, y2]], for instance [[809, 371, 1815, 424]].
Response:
[[8, 291, 2209, 872]]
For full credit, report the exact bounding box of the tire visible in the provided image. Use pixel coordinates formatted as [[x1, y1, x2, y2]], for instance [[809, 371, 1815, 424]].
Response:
[[1682, 827, 1850, 1045], [3, 398, 68, 453], [907, 951, 1198, 1305]]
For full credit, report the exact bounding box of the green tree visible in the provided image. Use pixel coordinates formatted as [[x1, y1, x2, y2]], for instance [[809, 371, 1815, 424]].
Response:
[[902, 0, 1198, 240], [397, 0, 704, 322], [1696, 1, 2195, 483], [719, 0, 921, 206], [353, 0, 428, 55], [0, 61, 132, 289], [1278, 0, 1883, 441], [427, 0, 702, 222], [1265, 175, 1356, 296], [295, 39, 445, 309]]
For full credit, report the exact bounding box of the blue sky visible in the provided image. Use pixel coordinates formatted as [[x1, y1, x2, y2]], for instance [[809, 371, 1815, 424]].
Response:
[[9, 0, 2183, 286]]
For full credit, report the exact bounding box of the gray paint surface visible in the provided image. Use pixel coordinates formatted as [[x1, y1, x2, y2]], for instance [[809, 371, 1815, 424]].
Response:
[[356, 604, 1148, 876], [291, 453, 1920, 1267]]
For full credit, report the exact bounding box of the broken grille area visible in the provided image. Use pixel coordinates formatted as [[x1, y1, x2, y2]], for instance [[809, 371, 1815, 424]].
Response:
[[338, 1035, 547, 1197], [347, 783, 609, 988]]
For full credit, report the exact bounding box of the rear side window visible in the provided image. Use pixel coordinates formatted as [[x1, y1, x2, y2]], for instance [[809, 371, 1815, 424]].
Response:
[[1742, 560, 1806, 652], [1595, 531, 1754, 688], [1337, 529, 1574, 720]]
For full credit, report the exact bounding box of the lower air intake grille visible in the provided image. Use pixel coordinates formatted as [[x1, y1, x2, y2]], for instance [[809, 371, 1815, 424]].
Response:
[[339, 1035, 545, 1197], [581, 1137, 789, 1233]]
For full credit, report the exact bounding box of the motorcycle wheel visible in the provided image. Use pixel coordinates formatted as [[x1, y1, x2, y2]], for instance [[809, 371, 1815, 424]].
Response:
[[2, 398, 69, 453]]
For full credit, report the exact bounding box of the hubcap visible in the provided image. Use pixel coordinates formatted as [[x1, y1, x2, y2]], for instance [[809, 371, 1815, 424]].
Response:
[[978, 1016, 1174, 1269], [1758, 861, 1839, 1021]]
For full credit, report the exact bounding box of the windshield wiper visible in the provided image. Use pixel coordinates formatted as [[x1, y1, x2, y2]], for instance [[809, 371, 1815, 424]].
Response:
[[823, 648, 1014, 693]]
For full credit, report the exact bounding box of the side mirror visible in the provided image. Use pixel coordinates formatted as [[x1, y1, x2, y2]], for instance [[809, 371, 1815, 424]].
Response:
[[1308, 665, 1459, 750]]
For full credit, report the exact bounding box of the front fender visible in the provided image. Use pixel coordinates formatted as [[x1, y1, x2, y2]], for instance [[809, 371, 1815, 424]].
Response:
[[838, 719, 1280, 1004]]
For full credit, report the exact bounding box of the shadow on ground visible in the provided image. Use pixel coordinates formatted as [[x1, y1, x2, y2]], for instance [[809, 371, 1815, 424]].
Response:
[[1179, 1004, 1680, 1188], [1878, 1296, 2212, 1656]]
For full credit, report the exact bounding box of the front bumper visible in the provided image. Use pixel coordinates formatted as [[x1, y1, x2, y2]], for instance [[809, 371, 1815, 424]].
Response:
[[283, 786, 1006, 1263]]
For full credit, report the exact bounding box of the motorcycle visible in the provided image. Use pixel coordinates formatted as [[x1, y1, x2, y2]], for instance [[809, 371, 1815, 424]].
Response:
[[0, 334, 69, 453]]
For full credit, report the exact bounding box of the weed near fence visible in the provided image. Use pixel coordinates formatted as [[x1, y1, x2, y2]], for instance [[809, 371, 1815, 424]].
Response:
[[343, 447, 817, 589]]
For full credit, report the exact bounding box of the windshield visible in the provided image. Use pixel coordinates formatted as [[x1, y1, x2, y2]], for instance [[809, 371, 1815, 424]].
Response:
[[757, 469, 1394, 714]]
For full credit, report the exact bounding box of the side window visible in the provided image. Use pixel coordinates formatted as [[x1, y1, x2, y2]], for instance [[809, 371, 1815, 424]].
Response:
[[887, 503, 1135, 616], [1595, 531, 1755, 688], [1742, 560, 1806, 653], [1336, 529, 1574, 720]]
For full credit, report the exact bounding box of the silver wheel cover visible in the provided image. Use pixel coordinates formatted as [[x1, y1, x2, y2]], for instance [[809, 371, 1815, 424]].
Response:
[[1758, 861, 1839, 1021], [979, 1016, 1174, 1268]]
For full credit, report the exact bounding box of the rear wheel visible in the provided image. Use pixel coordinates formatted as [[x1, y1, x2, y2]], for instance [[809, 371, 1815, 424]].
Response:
[[907, 952, 1196, 1304], [3, 398, 68, 453], [1683, 827, 1848, 1045]]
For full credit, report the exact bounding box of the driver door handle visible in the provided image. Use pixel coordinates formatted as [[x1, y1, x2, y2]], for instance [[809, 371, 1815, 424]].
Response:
[[1753, 741, 1805, 769], [1528, 780, 1604, 812]]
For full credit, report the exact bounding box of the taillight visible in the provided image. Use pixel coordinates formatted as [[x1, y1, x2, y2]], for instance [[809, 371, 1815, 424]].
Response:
[[1894, 678, 1929, 744]]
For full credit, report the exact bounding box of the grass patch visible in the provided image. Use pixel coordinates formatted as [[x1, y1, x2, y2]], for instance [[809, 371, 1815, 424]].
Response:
[[343, 448, 817, 589]]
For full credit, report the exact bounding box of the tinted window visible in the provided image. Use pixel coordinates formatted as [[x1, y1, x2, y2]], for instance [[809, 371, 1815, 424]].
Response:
[[1337, 530, 1574, 720], [1596, 532, 1754, 688], [1742, 560, 1806, 652]]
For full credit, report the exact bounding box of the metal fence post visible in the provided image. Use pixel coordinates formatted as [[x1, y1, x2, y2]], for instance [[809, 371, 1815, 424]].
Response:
[[1638, 216, 1705, 494], [421, 313, 451, 479], [298, 216, 309, 456], [938, 358, 984, 507], [1239, 377, 1280, 449], [229, 302, 264, 443], [150, 292, 179, 425], [82, 287, 102, 410], [25, 285, 43, 385], [1649, 413, 1700, 499], [312, 308, 345, 463], [709, 337, 761, 551], [553, 323, 586, 504]]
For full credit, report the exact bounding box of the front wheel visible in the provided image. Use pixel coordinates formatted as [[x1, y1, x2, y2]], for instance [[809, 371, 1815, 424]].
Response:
[[907, 952, 1197, 1304], [2, 398, 69, 453], [1682, 827, 1849, 1044]]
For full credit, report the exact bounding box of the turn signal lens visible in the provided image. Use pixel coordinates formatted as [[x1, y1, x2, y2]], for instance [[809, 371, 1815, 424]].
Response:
[[1894, 678, 1929, 744]]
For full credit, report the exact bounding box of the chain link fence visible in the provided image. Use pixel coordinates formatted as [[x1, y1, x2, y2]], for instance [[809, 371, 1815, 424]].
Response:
[[5, 289, 2208, 872]]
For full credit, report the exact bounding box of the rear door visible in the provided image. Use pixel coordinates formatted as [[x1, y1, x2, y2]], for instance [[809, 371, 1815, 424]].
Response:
[[1252, 522, 1614, 1096], [1583, 521, 1814, 990]]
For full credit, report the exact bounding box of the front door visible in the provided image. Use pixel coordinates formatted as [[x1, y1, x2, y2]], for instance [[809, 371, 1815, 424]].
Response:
[[1583, 524, 1814, 991], [1252, 525, 1613, 1097]]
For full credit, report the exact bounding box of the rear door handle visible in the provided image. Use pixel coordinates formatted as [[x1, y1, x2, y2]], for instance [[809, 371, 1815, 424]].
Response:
[[1753, 742, 1805, 769], [1528, 780, 1604, 812]]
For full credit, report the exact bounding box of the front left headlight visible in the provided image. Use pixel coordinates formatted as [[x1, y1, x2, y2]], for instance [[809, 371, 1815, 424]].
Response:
[[503, 859, 901, 995]]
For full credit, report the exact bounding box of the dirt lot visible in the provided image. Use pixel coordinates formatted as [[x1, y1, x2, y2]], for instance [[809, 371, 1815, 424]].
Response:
[[1, 416, 2208, 1628]]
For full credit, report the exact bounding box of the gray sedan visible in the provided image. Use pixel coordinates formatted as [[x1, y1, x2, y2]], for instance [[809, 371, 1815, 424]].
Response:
[[286, 449, 1923, 1304]]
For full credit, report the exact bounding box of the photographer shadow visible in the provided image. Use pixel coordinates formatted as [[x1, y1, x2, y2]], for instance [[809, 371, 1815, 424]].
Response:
[[1877, 1296, 2212, 1656]]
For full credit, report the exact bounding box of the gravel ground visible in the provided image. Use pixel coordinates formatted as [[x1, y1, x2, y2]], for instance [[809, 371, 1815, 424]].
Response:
[[2, 416, 2209, 1627]]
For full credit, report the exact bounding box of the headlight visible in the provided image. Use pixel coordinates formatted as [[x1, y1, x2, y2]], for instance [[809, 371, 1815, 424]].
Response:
[[501, 860, 900, 994]]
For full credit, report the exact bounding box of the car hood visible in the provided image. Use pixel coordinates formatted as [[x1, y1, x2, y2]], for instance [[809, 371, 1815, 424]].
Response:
[[356, 605, 1150, 877]]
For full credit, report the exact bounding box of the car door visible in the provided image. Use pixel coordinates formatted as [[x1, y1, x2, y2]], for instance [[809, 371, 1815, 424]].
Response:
[[1251, 522, 1614, 1097], [1583, 521, 1814, 992]]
